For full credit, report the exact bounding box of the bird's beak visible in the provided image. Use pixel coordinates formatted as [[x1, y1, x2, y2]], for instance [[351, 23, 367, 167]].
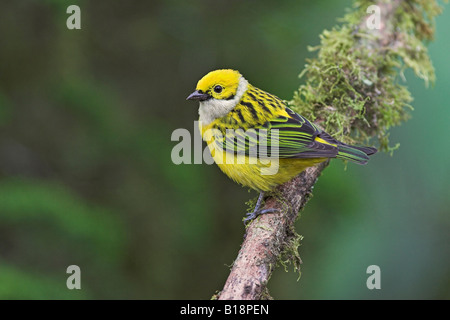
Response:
[[186, 90, 210, 101]]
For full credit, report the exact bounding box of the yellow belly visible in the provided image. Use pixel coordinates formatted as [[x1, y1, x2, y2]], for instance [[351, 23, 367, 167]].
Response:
[[209, 143, 325, 192]]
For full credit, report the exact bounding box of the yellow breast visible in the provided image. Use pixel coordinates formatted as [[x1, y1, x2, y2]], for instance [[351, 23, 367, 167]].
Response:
[[201, 122, 324, 191]]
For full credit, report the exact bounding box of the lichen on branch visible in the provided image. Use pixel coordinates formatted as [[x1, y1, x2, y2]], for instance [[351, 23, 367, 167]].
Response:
[[290, 0, 445, 152]]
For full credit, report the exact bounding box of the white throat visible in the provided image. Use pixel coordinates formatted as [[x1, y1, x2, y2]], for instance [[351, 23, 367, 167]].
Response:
[[198, 77, 248, 125]]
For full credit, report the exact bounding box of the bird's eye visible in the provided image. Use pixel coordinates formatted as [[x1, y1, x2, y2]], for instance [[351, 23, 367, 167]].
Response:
[[214, 85, 223, 93]]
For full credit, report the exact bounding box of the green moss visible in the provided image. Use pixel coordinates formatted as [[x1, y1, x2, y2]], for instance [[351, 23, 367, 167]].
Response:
[[259, 286, 274, 300], [211, 291, 220, 300], [289, 0, 446, 152], [245, 194, 259, 214], [277, 226, 303, 280]]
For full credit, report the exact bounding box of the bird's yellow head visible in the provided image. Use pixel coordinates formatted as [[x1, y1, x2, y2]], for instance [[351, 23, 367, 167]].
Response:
[[187, 69, 242, 101], [187, 69, 249, 124]]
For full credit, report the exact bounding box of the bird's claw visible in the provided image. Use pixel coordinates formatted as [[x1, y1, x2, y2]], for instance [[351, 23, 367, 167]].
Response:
[[243, 208, 278, 224]]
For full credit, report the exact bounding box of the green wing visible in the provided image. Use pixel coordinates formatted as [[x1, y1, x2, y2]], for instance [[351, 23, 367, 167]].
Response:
[[214, 107, 339, 159]]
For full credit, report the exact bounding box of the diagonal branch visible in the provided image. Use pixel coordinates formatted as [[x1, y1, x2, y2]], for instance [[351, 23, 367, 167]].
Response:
[[218, 162, 328, 300], [217, 0, 443, 300]]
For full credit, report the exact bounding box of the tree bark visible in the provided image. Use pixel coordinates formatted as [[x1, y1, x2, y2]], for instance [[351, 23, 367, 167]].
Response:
[[218, 161, 329, 300]]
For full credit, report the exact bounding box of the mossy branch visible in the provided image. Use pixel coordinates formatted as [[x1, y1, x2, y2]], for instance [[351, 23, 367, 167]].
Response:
[[292, 0, 444, 152], [217, 0, 445, 300]]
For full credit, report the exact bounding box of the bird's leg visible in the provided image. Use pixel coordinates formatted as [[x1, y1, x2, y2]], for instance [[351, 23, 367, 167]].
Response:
[[244, 191, 278, 224]]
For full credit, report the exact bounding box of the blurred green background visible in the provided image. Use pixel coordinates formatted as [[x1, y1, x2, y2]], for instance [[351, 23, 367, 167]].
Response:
[[0, 0, 448, 299]]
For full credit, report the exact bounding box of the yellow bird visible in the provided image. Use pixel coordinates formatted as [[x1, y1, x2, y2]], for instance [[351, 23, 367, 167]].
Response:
[[187, 69, 376, 222]]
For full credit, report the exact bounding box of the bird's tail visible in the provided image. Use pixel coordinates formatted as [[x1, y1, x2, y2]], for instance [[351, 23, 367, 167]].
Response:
[[336, 144, 377, 165], [317, 131, 377, 165]]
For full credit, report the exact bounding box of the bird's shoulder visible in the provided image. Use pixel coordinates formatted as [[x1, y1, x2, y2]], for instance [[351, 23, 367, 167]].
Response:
[[206, 84, 319, 138], [241, 85, 321, 135], [218, 85, 288, 129]]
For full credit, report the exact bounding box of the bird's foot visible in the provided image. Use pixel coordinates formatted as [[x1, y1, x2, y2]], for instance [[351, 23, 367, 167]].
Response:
[[243, 208, 278, 224], [243, 191, 279, 225]]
